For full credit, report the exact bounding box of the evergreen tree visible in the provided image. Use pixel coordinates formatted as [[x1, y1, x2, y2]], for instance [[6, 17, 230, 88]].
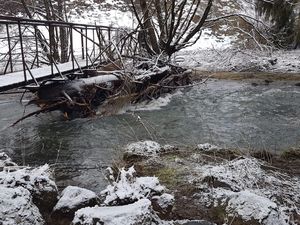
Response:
[[256, 0, 300, 48]]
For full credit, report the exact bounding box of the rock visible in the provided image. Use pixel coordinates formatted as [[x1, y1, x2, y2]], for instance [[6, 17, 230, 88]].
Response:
[[151, 193, 175, 219], [124, 141, 162, 158], [202, 176, 232, 190], [101, 166, 165, 206], [0, 186, 45, 225], [0, 164, 58, 214], [51, 186, 100, 224], [268, 58, 277, 65], [73, 199, 158, 225], [176, 221, 216, 225], [264, 79, 273, 85], [226, 190, 286, 224], [197, 143, 219, 151], [124, 141, 176, 161], [0, 152, 17, 171]]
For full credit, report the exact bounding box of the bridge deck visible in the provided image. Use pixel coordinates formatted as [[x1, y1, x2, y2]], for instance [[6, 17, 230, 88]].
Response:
[[0, 60, 87, 92]]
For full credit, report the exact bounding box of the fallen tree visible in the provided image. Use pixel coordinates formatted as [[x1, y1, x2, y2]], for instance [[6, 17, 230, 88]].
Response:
[[13, 59, 191, 125]]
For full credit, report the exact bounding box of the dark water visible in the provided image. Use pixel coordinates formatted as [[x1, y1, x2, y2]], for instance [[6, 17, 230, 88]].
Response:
[[0, 80, 299, 192]]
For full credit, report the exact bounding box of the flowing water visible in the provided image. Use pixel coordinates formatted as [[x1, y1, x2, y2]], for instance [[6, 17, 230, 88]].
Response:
[[0, 79, 299, 192]]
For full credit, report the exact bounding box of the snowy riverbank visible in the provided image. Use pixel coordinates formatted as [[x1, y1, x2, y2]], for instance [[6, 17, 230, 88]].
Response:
[[178, 49, 300, 74], [1, 141, 299, 225]]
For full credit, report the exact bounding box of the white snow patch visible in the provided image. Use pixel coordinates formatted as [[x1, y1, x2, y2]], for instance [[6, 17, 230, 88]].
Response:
[[185, 29, 236, 51], [0, 186, 44, 225], [193, 157, 300, 225], [224, 190, 285, 223], [101, 166, 165, 205], [54, 186, 98, 211], [152, 193, 175, 209], [197, 143, 219, 151], [0, 152, 17, 170], [0, 164, 57, 194], [125, 141, 162, 156], [177, 49, 300, 73], [73, 199, 158, 225]]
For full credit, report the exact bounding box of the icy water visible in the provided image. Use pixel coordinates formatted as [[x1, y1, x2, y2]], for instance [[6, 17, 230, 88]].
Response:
[[0, 79, 299, 191]]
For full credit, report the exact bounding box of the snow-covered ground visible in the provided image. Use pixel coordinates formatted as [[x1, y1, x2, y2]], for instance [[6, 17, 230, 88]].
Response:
[[122, 141, 300, 225], [177, 48, 300, 73], [64, 0, 300, 74], [195, 157, 300, 224], [1, 140, 299, 225]]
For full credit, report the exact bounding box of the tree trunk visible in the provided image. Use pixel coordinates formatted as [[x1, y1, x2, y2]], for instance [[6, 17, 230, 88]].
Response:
[[139, 0, 160, 55], [58, 0, 69, 63]]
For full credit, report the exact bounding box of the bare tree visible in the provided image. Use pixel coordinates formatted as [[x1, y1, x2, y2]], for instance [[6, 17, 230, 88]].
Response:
[[130, 0, 214, 57], [18, 0, 69, 62]]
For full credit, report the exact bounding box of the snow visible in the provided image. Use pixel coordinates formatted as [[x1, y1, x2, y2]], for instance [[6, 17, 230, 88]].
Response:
[[0, 152, 17, 170], [225, 190, 280, 223], [124, 141, 176, 157], [0, 60, 86, 90], [54, 186, 99, 212], [68, 0, 134, 28], [152, 193, 175, 209], [178, 49, 300, 73], [184, 29, 236, 51], [81, 74, 119, 85], [193, 157, 300, 224], [73, 199, 156, 225], [0, 164, 57, 195], [197, 143, 219, 151], [125, 141, 162, 156], [0, 186, 44, 225], [0, 154, 57, 224], [101, 166, 165, 205]]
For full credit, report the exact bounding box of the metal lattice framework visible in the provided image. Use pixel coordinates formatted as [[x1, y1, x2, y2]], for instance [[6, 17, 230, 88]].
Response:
[[0, 15, 139, 91]]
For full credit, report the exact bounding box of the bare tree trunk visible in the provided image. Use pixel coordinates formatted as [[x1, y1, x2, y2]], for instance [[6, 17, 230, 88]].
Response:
[[43, 0, 60, 62], [139, 0, 160, 55], [20, 0, 50, 60], [58, 0, 68, 62], [131, 0, 214, 57]]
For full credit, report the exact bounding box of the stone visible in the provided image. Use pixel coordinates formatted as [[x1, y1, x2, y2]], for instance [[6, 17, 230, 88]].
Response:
[[51, 186, 100, 223], [0, 164, 58, 215], [0, 152, 17, 171], [73, 199, 158, 225], [151, 193, 175, 219], [0, 186, 45, 225]]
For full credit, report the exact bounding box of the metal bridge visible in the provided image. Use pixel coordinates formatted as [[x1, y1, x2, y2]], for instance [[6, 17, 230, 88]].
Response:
[[0, 15, 139, 92]]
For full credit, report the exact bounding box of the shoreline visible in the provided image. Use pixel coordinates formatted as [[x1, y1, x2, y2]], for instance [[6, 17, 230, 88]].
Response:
[[1, 143, 299, 225]]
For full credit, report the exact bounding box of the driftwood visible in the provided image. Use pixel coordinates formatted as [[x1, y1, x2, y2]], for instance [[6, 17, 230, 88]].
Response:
[[14, 60, 191, 125]]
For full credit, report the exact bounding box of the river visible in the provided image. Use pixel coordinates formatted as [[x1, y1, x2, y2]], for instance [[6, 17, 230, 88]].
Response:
[[0, 79, 299, 192]]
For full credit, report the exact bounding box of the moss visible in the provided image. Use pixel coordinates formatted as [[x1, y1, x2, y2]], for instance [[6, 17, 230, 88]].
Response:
[[155, 167, 180, 188]]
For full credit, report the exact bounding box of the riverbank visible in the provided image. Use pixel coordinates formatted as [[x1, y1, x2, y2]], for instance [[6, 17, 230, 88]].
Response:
[[1, 142, 299, 225], [178, 49, 300, 75]]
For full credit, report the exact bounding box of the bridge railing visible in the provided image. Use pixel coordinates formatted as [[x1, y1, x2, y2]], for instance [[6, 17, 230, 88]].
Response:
[[0, 15, 139, 84]]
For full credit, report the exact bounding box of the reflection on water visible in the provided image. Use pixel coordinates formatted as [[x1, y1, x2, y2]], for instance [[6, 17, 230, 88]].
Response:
[[0, 80, 299, 191]]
